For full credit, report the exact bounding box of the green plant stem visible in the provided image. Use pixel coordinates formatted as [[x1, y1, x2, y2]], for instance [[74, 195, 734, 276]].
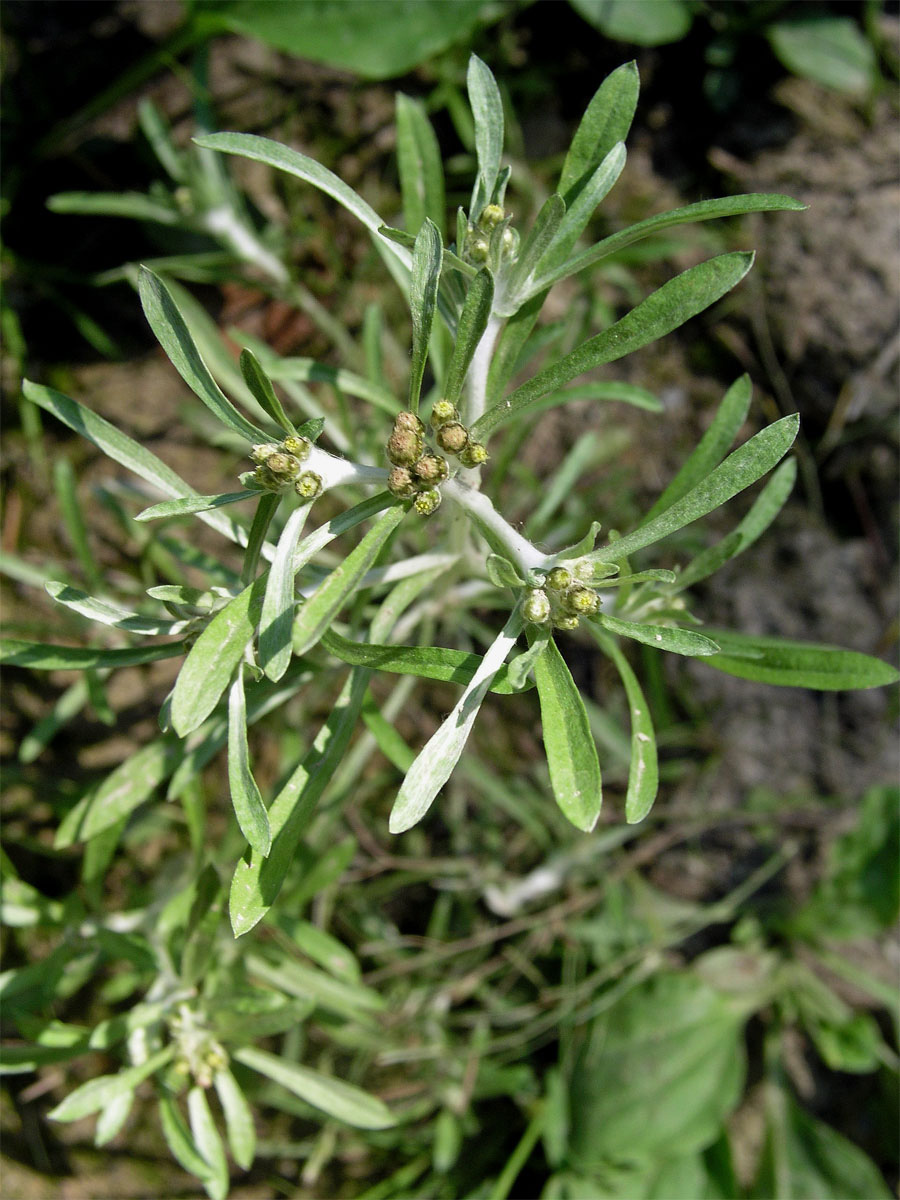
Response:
[[241, 494, 280, 585], [487, 1105, 544, 1200]]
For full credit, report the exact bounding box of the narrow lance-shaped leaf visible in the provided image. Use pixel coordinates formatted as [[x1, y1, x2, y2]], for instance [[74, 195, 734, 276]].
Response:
[[239, 348, 296, 435], [292, 504, 406, 658], [227, 665, 271, 856], [676, 457, 797, 591], [187, 1086, 229, 1200], [396, 92, 446, 234], [443, 268, 494, 406], [533, 636, 602, 831], [1, 639, 183, 671], [171, 574, 268, 737], [258, 502, 312, 681], [592, 629, 658, 823], [194, 133, 410, 266], [596, 613, 720, 657], [537, 143, 626, 278], [213, 1068, 256, 1171], [500, 194, 565, 312], [45, 581, 182, 635], [590, 414, 800, 563], [135, 491, 257, 522], [235, 1046, 395, 1130], [700, 630, 900, 691], [558, 60, 639, 203], [138, 267, 267, 443], [158, 1094, 217, 1187], [22, 380, 247, 548], [531, 193, 806, 296], [473, 253, 755, 441], [49, 1046, 174, 1121], [408, 218, 443, 413], [229, 670, 369, 937], [321, 628, 526, 695], [389, 612, 522, 834], [467, 54, 504, 215], [642, 374, 752, 525]]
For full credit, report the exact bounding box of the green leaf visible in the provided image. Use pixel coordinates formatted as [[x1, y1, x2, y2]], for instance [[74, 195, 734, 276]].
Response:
[[558, 61, 639, 204], [533, 637, 602, 830], [259, 502, 311, 681], [192, 0, 488, 80], [485, 554, 525, 589], [507, 626, 550, 691], [557, 380, 662, 412], [473, 253, 755, 440], [643, 375, 752, 524], [138, 267, 267, 444], [532, 195, 805, 296], [47, 191, 180, 224], [159, 1093, 216, 1186], [568, 972, 745, 1170], [501, 195, 566, 313], [321, 629, 525, 694], [239, 348, 295, 435], [396, 92, 446, 233], [2, 639, 184, 671], [443, 267, 494, 406], [291, 505, 405, 657], [135, 491, 258, 522], [228, 666, 271, 856], [389, 613, 522, 834], [22, 380, 247, 547], [538, 144, 626, 278], [571, 0, 693, 47], [194, 133, 405, 256], [247, 952, 384, 1020], [467, 54, 504, 216], [597, 614, 720, 657], [676, 457, 797, 591], [171, 575, 267, 736], [592, 630, 659, 823], [213, 1069, 256, 1171], [752, 1080, 891, 1199], [94, 1090, 132, 1147], [187, 1086, 229, 1200], [45, 581, 177, 634], [250, 349, 400, 416], [700, 629, 900, 691], [49, 1046, 174, 1122], [768, 16, 877, 96], [229, 670, 369, 936], [408, 218, 443, 413], [235, 1045, 395, 1129], [592, 414, 800, 562], [55, 738, 181, 847]]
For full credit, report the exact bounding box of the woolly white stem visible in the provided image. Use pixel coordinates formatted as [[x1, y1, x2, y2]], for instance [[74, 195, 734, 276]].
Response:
[[443, 478, 549, 575]]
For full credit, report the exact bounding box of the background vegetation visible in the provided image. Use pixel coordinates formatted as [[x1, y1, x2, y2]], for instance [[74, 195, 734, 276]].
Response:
[[2, 2, 897, 1197]]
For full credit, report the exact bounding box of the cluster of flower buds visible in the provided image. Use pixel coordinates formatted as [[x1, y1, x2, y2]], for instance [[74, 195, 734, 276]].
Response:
[[523, 561, 600, 631], [168, 1009, 229, 1089], [249, 435, 322, 500], [463, 203, 519, 267], [386, 406, 488, 517]]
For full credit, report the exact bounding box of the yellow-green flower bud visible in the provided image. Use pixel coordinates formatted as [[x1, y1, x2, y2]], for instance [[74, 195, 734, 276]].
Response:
[[388, 465, 418, 498], [479, 203, 505, 230], [414, 488, 442, 517], [468, 236, 489, 263], [386, 428, 423, 466], [546, 566, 571, 592], [436, 421, 469, 455], [250, 442, 280, 464], [282, 435, 311, 459], [572, 558, 594, 583], [523, 588, 551, 624], [394, 411, 425, 434], [266, 452, 301, 479], [253, 465, 280, 492], [553, 614, 580, 632], [430, 399, 459, 428], [566, 586, 600, 616], [414, 454, 449, 485], [294, 471, 323, 500], [459, 441, 489, 468], [501, 227, 518, 258]]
